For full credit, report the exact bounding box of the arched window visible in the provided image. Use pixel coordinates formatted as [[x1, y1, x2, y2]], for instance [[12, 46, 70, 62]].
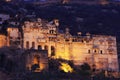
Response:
[[100, 50, 103, 54], [51, 46, 55, 56], [26, 41, 29, 49], [33, 55, 40, 64], [50, 30, 54, 34], [88, 50, 90, 53], [32, 42, 35, 49], [94, 50, 97, 53], [44, 45, 48, 50], [38, 45, 42, 50]]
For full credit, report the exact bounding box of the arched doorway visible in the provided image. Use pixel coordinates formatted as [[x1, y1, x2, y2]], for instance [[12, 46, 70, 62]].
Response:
[[32, 42, 35, 49], [33, 55, 40, 64], [31, 55, 40, 71], [38, 45, 42, 50], [51, 46, 55, 56], [44, 45, 48, 50], [26, 41, 29, 49]]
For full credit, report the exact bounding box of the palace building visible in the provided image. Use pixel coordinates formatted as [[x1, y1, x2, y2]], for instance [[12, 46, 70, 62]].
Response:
[[0, 18, 119, 72]]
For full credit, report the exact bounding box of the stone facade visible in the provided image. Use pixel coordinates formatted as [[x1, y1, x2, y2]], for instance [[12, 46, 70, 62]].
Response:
[[25, 50, 48, 72], [7, 27, 22, 47], [21, 18, 119, 72], [0, 18, 118, 72]]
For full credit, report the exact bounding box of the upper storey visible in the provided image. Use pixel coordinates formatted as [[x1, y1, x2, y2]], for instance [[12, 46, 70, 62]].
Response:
[[22, 18, 59, 35], [22, 18, 117, 46]]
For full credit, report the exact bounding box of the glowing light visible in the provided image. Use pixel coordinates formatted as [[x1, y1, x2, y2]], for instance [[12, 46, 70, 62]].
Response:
[[59, 62, 73, 73], [33, 57, 38, 64], [5, 0, 11, 2], [40, 63, 45, 71]]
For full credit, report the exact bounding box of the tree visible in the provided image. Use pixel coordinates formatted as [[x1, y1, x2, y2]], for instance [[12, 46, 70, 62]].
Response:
[[76, 63, 91, 76], [48, 58, 60, 72], [0, 53, 6, 67], [81, 63, 91, 71]]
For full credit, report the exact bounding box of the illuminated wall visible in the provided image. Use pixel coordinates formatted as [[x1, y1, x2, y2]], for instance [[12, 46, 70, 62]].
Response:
[[22, 18, 119, 72], [7, 27, 21, 47], [26, 50, 48, 72], [0, 34, 7, 48]]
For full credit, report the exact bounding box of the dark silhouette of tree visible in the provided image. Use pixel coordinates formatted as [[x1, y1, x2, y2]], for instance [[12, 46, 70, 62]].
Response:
[[75, 63, 91, 76], [81, 63, 91, 76], [48, 58, 60, 72], [5, 59, 14, 73], [0, 53, 6, 67], [81, 63, 91, 71]]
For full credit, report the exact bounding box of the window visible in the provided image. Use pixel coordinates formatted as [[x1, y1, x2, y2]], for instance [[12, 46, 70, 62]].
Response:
[[32, 42, 35, 49], [26, 41, 29, 49], [33, 55, 40, 64], [51, 46, 55, 56], [88, 50, 90, 53], [44, 45, 48, 50], [94, 50, 97, 53], [65, 39, 69, 42], [38, 45, 42, 50], [100, 50, 103, 54], [50, 30, 54, 34]]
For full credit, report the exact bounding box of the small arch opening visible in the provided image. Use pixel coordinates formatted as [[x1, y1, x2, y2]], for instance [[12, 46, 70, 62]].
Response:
[[51, 46, 55, 56], [88, 50, 90, 53], [38, 45, 42, 50], [100, 50, 103, 54], [94, 50, 97, 53], [44, 45, 48, 50], [26, 41, 29, 49], [32, 42, 35, 49]]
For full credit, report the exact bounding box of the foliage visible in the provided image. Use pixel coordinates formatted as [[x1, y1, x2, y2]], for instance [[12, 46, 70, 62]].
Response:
[[48, 58, 61, 72], [81, 63, 91, 71], [75, 63, 92, 76], [0, 46, 24, 73]]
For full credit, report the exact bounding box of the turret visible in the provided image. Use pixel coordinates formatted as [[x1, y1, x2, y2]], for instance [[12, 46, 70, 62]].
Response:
[[86, 32, 91, 39], [77, 32, 82, 36], [54, 19, 59, 27], [65, 28, 71, 40], [54, 19, 59, 34]]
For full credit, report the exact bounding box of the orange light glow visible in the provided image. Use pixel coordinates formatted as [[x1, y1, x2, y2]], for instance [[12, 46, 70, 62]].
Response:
[[40, 63, 45, 70], [33, 57, 38, 64]]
